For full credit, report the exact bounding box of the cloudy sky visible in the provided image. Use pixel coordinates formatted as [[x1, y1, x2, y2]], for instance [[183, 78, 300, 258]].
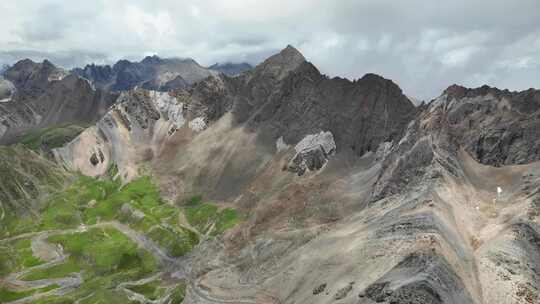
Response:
[[1, 0, 539, 99]]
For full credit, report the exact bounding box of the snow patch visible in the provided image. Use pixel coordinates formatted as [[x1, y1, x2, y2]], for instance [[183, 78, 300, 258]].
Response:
[[47, 70, 68, 82], [189, 117, 207, 132], [276, 136, 289, 152]]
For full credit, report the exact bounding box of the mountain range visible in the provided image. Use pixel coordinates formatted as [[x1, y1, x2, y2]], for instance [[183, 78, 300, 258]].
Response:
[[0, 45, 539, 304]]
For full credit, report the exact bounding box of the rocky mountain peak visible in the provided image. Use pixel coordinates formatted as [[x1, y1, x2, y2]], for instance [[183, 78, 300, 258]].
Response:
[[254, 45, 306, 80], [4, 58, 66, 98], [11, 58, 37, 68], [357, 73, 408, 99], [443, 84, 511, 100], [141, 55, 162, 64], [42, 59, 55, 69], [358, 73, 396, 85], [282, 44, 305, 60]]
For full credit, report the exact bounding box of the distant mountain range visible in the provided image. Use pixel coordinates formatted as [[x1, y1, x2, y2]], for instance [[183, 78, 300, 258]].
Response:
[[72, 56, 252, 91]]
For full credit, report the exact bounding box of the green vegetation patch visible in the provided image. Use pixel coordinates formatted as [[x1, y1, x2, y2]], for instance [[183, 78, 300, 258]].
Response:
[[32, 227, 155, 279], [1, 171, 242, 303], [22, 259, 81, 281], [147, 225, 199, 257], [169, 282, 187, 304], [184, 196, 241, 236], [29, 275, 139, 304], [0, 238, 44, 277], [107, 163, 119, 180], [35, 175, 201, 258], [0, 145, 68, 238], [213, 208, 241, 235], [39, 175, 119, 230], [127, 280, 167, 301], [20, 124, 86, 151], [0, 284, 59, 302]]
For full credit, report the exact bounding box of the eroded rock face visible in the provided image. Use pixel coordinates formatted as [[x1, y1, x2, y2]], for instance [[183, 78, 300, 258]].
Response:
[[288, 131, 336, 175], [360, 252, 474, 304], [54, 90, 187, 180], [440, 85, 540, 166], [371, 84, 540, 200]]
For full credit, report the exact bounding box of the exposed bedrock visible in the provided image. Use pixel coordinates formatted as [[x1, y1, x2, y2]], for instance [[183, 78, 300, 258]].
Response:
[[360, 252, 474, 304], [434, 85, 540, 167], [54, 90, 187, 180], [287, 131, 336, 175]]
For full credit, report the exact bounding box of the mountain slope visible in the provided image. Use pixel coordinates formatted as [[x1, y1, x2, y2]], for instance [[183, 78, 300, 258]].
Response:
[[0, 145, 69, 238], [0, 59, 117, 144]]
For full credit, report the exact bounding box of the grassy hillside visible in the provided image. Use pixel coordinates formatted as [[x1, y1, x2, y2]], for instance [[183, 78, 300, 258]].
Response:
[[0, 146, 241, 303], [0, 145, 69, 238], [19, 124, 86, 152]]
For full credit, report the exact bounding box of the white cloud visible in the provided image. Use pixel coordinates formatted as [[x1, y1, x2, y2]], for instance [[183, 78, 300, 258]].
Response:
[[439, 46, 480, 68]]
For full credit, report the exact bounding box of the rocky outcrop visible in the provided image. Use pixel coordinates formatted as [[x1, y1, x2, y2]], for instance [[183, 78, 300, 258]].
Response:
[[287, 131, 336, 175], [440, 85, 540, 166]]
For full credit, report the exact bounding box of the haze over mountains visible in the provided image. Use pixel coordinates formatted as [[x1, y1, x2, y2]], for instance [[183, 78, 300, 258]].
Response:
[[0, 45, 540, 304]]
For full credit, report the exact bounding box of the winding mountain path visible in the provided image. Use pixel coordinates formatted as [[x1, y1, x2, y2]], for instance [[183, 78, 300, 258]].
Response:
[[1, 221, 185, 303], [2, 220, 255, 304]]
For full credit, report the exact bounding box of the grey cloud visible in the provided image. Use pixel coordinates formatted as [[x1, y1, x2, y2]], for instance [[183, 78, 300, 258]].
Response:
[[0, 0, 538, 99]]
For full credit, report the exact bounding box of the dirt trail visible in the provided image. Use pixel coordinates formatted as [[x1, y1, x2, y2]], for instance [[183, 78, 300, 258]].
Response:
[[116, 272, 164, 304], [4, 236, 82, 304]]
